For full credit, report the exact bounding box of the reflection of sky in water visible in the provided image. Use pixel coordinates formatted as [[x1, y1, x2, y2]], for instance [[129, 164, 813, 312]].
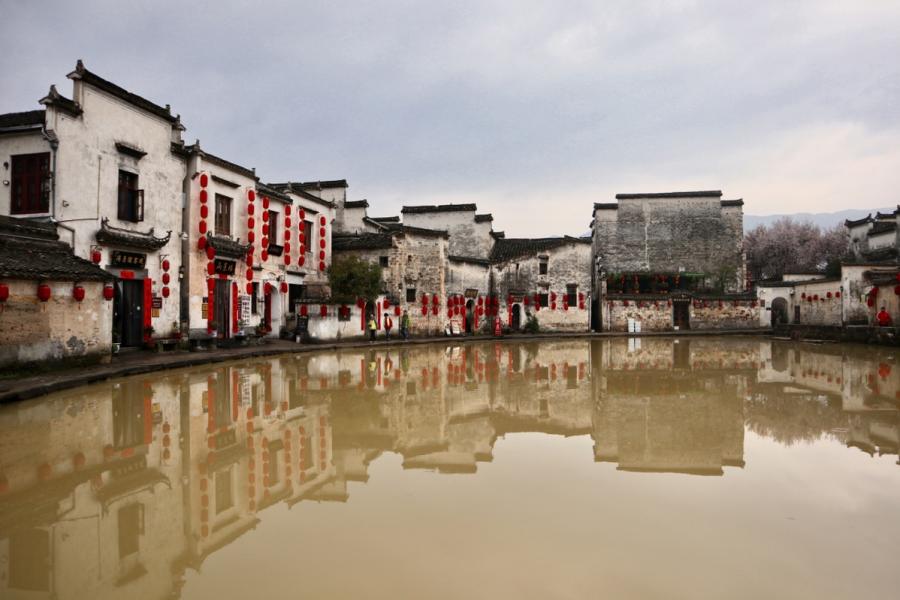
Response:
[[0, 338, 898, 599]]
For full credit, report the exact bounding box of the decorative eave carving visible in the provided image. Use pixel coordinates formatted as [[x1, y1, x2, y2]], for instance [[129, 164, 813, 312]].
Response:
[[96, 218, 171, 251], [206, 234, 251, 259]]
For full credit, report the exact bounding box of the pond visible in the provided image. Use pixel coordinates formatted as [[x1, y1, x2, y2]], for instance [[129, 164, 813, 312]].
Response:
[[0, 337, 898, 599]]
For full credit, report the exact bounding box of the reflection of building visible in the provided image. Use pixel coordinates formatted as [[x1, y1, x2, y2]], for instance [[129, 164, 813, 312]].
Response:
[[3, 338, 900, 597]]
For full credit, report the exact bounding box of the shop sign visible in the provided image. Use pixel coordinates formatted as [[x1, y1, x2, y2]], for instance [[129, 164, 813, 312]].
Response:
[[111, 250, 147, 269], [214, 259, 236, 275]]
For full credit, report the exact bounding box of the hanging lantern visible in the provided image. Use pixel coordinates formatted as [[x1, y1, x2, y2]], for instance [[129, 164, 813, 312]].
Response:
[[447, 308, 453, 318], [200, 173, 209, 188], [162, 287, 170, 298], [206, 245, 216, 260], [384, 298, 391, 309], [318, 250, 325, 260], [199, 220, 207, 234], [37, 283, 51, 302], [103, 284, 114, 301], [319, 238, 326, 249], [280, 281, 288, 294], [262, 237, 269, 249], [246, 268, 254, 281], [319, 215, 326, 226], [300, 304, 308, 316], [285, 217, 292, 228], [421, 304, 428, 316], [836, 291, 841, 298], [264, 282, 273, 295], [72, 285, 85, 302], [162, 259, 170, 272], [162, 273, 171, 285], [432, 294, 439, 305], [394, 305, 401, 316], [299, 256, 305, 267], [262, 224, 269, 236], [200, 205, 209, 219], [248, 231, 255, 244], [198, 236, 207, 250], [262, 196, 270, 209], [432, 304, 438, 315], [199, 189, 208, 204], [319, 261, 326, 271], [284, 205, 291, 216], [248, 203, 255, 215], [320, 304, 328, 317], [261, 250, 269, 261], [826, 291, 833, 299], [91, 249, 102, 264], [207, 262, 215, 276], [248, 189, 256, 202], [284, 242, 291, 254], [248, 217, 255, 230]]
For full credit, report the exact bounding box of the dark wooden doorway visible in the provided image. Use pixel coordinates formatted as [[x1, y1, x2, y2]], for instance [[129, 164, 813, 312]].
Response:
[[215, 280, 231, 339], [511, 304, 522, 330], [673, 299, 690, 330], [465, 300, 474, 333], [114, 279, 145, 347]]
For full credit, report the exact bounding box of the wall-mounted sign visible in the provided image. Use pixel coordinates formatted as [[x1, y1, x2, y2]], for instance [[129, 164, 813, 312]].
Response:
[[465, 289, 479, 298], [214, 259, 236, 275], [240, 295, 251, 321], [151, 296, 163, 309], [111, 250, 147, 269]]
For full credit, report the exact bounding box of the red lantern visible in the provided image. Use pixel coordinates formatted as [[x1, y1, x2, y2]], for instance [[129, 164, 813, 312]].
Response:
[[284, 242, 291, 254], [300, 304, 308, 317], [826, 291, 832, 299], [200, 205, 209, 219], [320, 304, 328, 317], [199, 189, 208, 204], [836, 291, 841, 298], [280, 282, 288, 294], [103, 284, 114, 301], [91, 249, 102, 264], [262, 197, 270, 209], [421, 305, 428, 316], [384, 298, 390, 309], [198, 236, 207, 250], [262, 224, 269, 236], [248, 217, 255, 229], [261, 250, 268, 261], [162, 286, 170, 298], [319, 216, 326, 226], [319, 238, 326, 249], [319, 261, 326, 271], [200, 173, 209, 188], [318, 250, 325, 260], [447, 308, 453, 318], [199, 220, 207, 234], [432, 294, 439, 305], [248, 203, 255, 215], [37, 283, 51, 302], [432, 304, 438, 315], [248, 231, 256, 244], [284, 255, 291, 265], [319, 227, 326, 238], [0, 283, 8, 302], [394, 305, 401, 316], [162, 273, 171, 285], [207, 245, 217, 261], [246, 268, 253, 281], [285, 217, 292, 228], [207, 263, 215, 276], [284, 230, 291, 241], [285, 205, 291, 216], [262, 237, 269, 249], [298, 256, 305, 267], [248, 189, 256, 202], [264, 282, 273, 295], [72, 285, 85, 302], [246, 282, 254, 294], [162, 259, 170, 272]]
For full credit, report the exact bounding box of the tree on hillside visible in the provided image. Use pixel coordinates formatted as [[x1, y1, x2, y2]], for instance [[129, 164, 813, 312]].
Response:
[[745, 218, 849, 282], [327, 256, 383, 304]]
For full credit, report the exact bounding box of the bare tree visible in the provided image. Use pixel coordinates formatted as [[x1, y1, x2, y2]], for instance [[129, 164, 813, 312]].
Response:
[[745, 218, 849, 282]]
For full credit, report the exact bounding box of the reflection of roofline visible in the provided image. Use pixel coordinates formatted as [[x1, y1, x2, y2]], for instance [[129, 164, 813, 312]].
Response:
[[617, 466, 724, 476], [185, 517, 261, 569]]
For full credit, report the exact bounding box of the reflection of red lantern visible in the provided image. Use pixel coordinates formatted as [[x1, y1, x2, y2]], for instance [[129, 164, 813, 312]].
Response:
[[421, 305, 428, 316], [320, 304, 328, 317], [73, 285, 85, 302], [394, 305, 401, 316], [37, 283, 51, 302], [103, 284, 114, 301], [300, 304, 308, 316]]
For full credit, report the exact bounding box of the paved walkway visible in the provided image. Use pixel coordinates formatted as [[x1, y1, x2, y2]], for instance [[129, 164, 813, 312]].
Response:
[[0, 329, 769, 404]]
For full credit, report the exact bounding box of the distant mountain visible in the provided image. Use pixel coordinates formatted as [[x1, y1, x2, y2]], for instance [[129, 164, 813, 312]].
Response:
[[744, 207, 896, 232]]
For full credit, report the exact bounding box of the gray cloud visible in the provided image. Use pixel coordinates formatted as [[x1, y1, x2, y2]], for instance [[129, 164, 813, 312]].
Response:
[[2, 0, 899, 235]]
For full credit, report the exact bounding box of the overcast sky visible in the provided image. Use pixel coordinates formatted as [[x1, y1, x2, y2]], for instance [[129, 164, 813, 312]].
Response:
[[2, 0, 899, 236]]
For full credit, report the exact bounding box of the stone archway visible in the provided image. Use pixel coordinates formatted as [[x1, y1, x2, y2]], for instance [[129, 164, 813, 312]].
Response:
[[771, 297, 789, 327]]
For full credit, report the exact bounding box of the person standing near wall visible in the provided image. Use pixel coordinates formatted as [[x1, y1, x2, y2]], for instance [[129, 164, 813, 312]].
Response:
[[877, 306, 893, 327], [368, 316, 377, 341], [383, 312, 393, 340], [401, 310, 410, 341]]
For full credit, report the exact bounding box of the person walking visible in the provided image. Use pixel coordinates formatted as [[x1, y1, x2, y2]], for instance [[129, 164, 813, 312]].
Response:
[[400, 310, 410, 341], [368, 315, 377, 341], [383, 312, 393, 340]]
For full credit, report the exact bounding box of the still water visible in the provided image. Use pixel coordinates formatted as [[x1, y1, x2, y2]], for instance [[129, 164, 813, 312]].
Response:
[[0, 337, 899, 599]]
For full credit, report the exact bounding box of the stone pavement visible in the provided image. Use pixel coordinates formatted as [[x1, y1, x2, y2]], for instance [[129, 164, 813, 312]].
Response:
[[0, 329, 769, 404]]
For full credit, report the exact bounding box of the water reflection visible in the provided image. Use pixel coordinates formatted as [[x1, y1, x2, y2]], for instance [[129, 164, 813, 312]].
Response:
[[0, 338, 898, 598]]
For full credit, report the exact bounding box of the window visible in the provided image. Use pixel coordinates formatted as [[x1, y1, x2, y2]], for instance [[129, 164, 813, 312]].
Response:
[[338, 305, 351, 321], [117, 170, 143, 222], [379, 256, 389, 268], [268, 449, 280, 486], [118, 504, 143, 558], [215, 194, 232, 236], [539, 258, 548, 275], [215, 468, 234, 514], [251, 282, 259, 314], [566, 284, 577, 306], [406, 288, 417, 302], [10, 153, 50, 214], [289, 284, 305, 312], [303, 220, 313, 253], [539, 293, 549, 307], [268, 210, 279, 242]]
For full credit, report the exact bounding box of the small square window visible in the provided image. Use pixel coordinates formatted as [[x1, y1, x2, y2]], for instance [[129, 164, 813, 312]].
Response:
[[566, 284, 577, 306], [406, 288, 417, 302], [539, 293, 549, 307], [379, 256, 389, 267], [539, 260, 548, 275]]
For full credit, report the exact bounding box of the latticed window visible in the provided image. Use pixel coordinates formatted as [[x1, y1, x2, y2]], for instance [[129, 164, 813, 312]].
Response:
[[11, 153, 50, 214], [215, 194, 232, 235], [117, 170, 143, 222]]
